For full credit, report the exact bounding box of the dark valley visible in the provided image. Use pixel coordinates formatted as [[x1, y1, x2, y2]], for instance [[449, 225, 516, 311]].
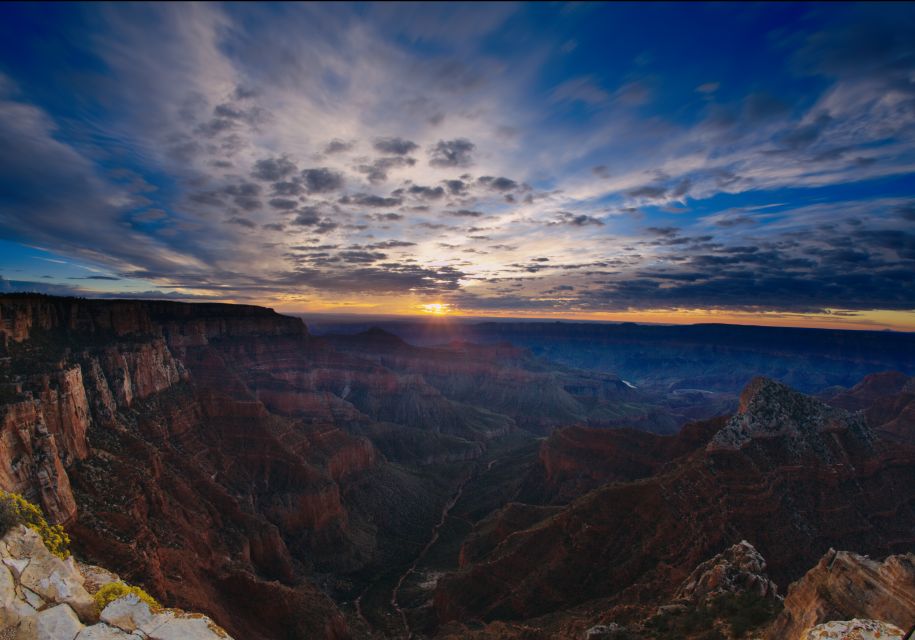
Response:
[[1, 294, 913, 640]]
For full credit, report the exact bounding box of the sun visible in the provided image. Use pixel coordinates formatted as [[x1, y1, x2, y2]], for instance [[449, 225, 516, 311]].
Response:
[[420, 302, 450, 315]]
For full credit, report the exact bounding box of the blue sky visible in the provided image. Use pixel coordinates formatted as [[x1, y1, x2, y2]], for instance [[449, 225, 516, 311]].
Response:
[[0, 2, 914, 328]]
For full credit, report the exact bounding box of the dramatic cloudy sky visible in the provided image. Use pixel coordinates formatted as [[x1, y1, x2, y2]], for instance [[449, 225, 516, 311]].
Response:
[[1, 3, 914, 329]]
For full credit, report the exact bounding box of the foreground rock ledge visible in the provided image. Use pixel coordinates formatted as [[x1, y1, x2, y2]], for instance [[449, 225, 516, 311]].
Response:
[[0, 525, 232, 640]]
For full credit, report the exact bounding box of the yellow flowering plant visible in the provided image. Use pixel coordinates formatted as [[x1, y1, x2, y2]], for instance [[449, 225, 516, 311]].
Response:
[[0, 490, 71, 559], [94, 581, 161, 614]]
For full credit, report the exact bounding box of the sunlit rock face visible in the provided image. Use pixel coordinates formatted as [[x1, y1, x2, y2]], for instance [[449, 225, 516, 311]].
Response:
[[767, 549, 915, 639]]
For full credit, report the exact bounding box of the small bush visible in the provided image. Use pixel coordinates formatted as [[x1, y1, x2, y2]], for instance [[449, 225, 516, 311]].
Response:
[[94, 581, 161, 614], [0, 491, 71, 558]]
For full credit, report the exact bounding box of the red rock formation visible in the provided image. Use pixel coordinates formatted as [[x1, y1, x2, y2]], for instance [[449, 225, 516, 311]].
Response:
[[828, 371, 915, 442], [0, 398, 78, 524], [434, 378, 915, 628]]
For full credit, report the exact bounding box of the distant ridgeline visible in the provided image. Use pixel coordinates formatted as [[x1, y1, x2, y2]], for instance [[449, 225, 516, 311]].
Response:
[[306, 318, 915, 393]]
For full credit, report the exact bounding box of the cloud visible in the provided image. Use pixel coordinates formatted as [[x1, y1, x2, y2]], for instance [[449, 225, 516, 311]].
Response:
[[340, 193, 403, 207], [405, 184, 445, 200], [324, 139, 354, 154], [373, 137, 419, 155], [301, 168, 345, 193], [477, 176, 518, 192], [252, 156, 298, 181], [356, 156, 416, 183], [428, 138, 475, 167], [550, 212, 605, 227]]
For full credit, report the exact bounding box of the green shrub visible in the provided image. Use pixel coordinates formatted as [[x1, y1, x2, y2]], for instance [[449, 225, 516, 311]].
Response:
[[0, 491, 70, 558]]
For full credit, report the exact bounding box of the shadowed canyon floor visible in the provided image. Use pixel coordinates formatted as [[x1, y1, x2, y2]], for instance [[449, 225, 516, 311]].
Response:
[[1, 295, 914, 639]]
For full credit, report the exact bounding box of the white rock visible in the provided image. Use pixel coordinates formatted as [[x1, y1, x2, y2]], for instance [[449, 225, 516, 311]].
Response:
[[76, 623, 144, 639], [142, 612, 231, 640], [804, 619, 905, 640], [3, 558, 29, 581], [35, 604, 84, 640], [0, 563, 15, 606], [20, 586, 45, 610], [100, 595, 154, 633], [14, 532, 94, 622]]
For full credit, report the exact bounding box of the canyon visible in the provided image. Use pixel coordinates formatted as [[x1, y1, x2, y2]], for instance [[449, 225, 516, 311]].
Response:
[[1, 294, 914, 639]]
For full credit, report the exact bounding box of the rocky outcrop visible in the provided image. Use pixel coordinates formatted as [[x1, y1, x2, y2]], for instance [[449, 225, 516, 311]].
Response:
[[0, 524, 231, 639], [708, 377, 872, 456], [802, 619, 905, 640], [674, 540, 779, 605], [767, 549, 915, 639]]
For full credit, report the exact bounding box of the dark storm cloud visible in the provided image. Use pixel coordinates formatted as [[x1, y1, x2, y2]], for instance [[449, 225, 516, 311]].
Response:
[[221, 182, 262, 211], [373, 137, 419, 155], [368, 212, 404, 221], [356, 156, 416, 184], [338, 250, 387, 263], [195, 117, 236, 138], [340, 193, 403, 207], [444, 179, 469, 195], [268, 197, 298, 210], [291, 206, 321, 226], [428, 138, 475, 167], [301, 167, 344, 193], [272, 180, 304, 196], [477, 176, 518, 192], [628, 184, 667, 199], [448, 209, 483, 217], [550, 212, 605, 226], [226, 216, 257, 228], [324, 139, 355, 154], [252, 156, 297, 181], [405, 185, 445, 200], [645, 226, 680, 237], [366, 240, 415, 249]]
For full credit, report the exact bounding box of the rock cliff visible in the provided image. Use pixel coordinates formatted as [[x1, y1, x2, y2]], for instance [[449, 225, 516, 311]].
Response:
[[767, 549, 915, 639]]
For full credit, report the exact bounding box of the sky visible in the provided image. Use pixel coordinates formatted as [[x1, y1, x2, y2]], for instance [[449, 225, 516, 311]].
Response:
[[0, 2, 914, 330]]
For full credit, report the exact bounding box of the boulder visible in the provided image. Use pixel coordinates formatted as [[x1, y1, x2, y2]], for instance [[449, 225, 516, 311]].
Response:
[[99, 595, 154, 633], [35, 604, 84, 640], [7, 528, 95, 622]]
